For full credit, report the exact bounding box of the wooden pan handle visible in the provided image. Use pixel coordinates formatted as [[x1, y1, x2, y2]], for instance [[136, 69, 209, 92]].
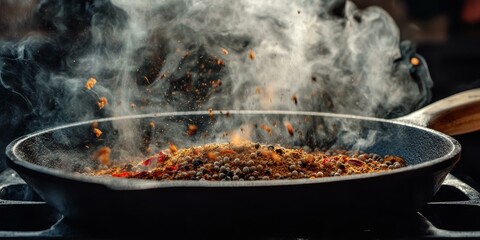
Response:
[[397, 88, 480, 135]]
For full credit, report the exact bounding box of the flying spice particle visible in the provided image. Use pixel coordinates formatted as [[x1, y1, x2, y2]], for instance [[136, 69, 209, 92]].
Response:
[[187, 124, 198, 136], [85, 77, 97, 90], [94, 147, 111, 165], [291, 95, 298, 105], [410, 57, 420, 66], [208, 108, 214, 119], [311, 76, 317, 82], [255, 86, 262, 94], [169, 143, 178, 153], [248, 50, 255, 60], [212, 80, 222, 90], [261, 124, 272, 134], [284, 121, 294, 136], [97, 97, 108, 110], [221, 48, 229, 55], [149, 121, 155, 128], [93, 128, 103, 137]]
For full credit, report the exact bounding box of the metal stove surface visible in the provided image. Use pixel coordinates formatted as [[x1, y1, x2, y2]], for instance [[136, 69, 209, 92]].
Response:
[[1, 169, 480, 239]]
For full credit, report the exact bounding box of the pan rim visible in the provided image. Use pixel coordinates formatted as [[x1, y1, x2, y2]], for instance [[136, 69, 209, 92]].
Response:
[[5, 110, 461, 190]]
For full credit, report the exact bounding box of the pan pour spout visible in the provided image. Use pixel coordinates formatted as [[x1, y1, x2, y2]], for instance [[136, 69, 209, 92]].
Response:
[[397, 88, 480, 135]]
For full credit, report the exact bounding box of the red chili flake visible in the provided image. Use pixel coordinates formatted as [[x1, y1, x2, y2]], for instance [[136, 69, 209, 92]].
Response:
[[298, 148, 303, 155], [142, 157, 155, 166], [165, 165, 177, 171], [348, 159, 364, 167], [157, 151, 166, 162], [111, 172, 133, 178], [133, 171, 149, 178], [151, 169, 163, 178]]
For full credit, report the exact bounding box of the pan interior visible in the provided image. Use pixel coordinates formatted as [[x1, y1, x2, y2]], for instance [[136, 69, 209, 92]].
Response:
[[9, 111, 457, 178]]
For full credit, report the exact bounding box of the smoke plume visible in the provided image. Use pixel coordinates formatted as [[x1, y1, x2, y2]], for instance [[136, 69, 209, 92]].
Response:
[[0, 0, 431, 169]]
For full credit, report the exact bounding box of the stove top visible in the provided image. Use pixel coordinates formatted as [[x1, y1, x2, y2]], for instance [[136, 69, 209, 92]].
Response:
[[1, 169, 480, 239]]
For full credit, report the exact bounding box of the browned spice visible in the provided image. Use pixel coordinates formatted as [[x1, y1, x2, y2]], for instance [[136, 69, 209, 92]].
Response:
[[91, 142, 406, 181], [187, 124, 198, 136], [260, 124, 272, 134], [97, 97, 108, 110], [221, 48, 229, 55], [410, 57, 420, 66], [208, 108, 214, 119], [93, 128, 102, 138], [94, 147, 111, 165], [291, 95, 298, 105], [284, 121, 294, 136], [248, 50, 255, 60], [169, 143, 178, 153], [85, 77, 97, 90]]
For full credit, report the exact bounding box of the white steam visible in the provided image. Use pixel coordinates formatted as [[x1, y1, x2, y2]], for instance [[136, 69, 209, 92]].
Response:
[[73, 0, 424, 117], [0, 0, 432, 168]]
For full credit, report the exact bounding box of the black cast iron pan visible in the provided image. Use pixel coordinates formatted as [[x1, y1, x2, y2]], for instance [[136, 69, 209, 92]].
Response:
[[5, 89, 480, 234]]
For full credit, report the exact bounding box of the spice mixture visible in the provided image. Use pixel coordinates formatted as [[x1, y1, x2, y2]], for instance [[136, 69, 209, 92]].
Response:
[[91, 141, 406, 181]]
